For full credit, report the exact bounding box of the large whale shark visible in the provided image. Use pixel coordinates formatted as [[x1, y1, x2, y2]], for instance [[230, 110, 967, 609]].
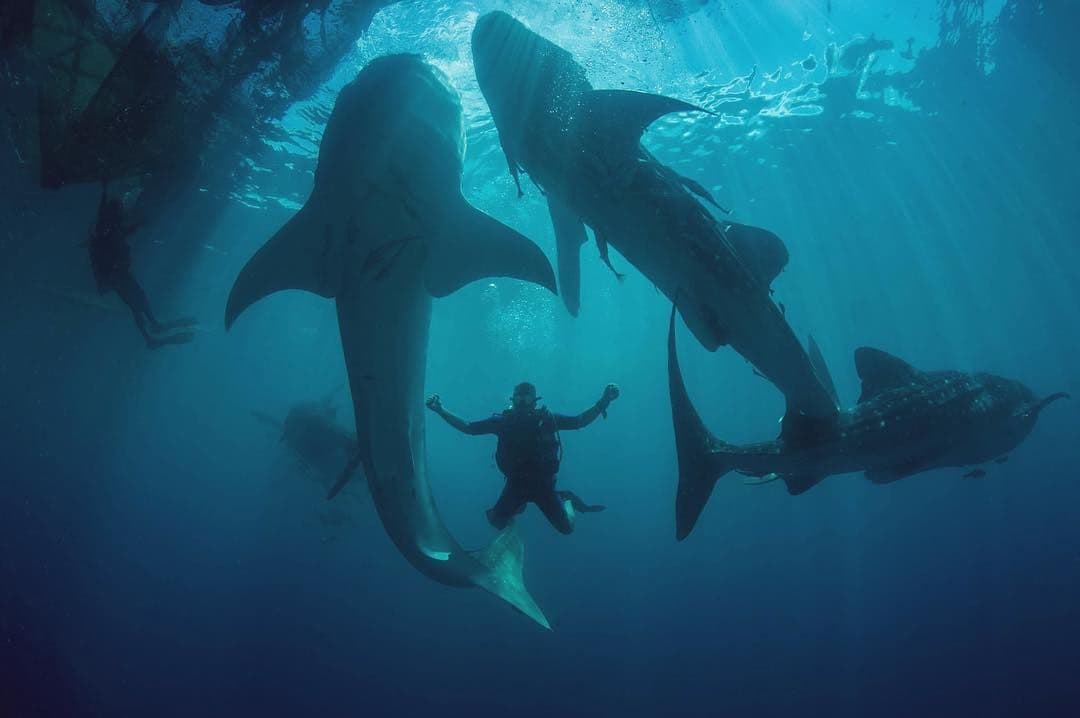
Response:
[[667, 307, 1069, 539], [471, 11, 837, 422], [226, 54, 557, 628]]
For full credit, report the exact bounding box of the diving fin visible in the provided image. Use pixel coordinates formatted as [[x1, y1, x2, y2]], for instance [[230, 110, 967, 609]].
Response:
[[147, 332, 194, 349], [423, 194, 557, 297], [155, 317, 200, 332]]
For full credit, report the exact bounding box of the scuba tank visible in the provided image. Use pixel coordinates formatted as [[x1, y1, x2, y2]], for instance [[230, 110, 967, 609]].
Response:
[[495, 406, 562, 476]]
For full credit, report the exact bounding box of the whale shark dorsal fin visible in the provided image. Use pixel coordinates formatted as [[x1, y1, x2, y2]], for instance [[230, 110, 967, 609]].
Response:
[[724, 222, 790, 290], [423, 194, 557, 297], [855, 347, 920, 402], [468, 525, 551, 630], [807, 335, 839, 408], [546, 194, 587, 316], [582, 89, 710, 157], [225, 196, 343, 328]]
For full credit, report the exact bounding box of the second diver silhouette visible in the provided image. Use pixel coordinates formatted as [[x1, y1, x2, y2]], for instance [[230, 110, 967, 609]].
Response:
[[87, 185, 197, 349]]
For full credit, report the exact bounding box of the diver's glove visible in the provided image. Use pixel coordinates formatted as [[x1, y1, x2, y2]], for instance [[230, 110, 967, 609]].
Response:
[[425, 394, 442, 413], [597, 383, 620, 418]]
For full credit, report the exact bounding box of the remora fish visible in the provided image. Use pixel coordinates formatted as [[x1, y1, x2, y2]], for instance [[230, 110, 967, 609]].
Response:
[[226, 54, 558, 628], [471, 11, 837, 422], [667, 306, 1069, 539]]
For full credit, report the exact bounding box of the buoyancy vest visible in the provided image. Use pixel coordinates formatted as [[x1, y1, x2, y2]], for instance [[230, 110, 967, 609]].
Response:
[[494, 407, 561, 477]]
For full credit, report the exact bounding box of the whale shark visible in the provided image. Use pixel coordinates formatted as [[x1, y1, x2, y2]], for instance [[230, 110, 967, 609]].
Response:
[[667, 306, 1069, 539], [226, 54, 557, 628], [252, 398, 362, 495], [471, 11, 837, 422]]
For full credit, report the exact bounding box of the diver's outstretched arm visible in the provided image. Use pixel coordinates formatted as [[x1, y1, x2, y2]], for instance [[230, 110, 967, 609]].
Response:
[[555, 384, 620, 430], [425, 395, 494, 435]]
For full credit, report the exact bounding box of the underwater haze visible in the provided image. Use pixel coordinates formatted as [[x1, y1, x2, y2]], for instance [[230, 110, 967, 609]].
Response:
[[2, 1, 1079, 716]]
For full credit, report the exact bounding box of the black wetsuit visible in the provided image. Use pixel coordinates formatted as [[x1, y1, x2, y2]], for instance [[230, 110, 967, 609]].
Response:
[[461, 404, 605, 533]]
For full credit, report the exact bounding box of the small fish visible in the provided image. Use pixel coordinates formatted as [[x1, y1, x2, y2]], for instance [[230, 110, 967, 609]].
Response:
[[963, 469, 986, 479]]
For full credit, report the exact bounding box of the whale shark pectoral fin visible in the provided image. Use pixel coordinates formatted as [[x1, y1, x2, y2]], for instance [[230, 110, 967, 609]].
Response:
[[423, 195, 557, 297], [546, 194, 586, 316], [225, 198, 343, 328], [806, 335, 840, 409], [582, 89, 711, 157], [468, 525, 551, 630], [499, 137, 525, 197]]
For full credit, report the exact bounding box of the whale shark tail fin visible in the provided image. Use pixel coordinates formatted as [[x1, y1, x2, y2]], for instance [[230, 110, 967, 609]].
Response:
[[668, 304, 739, 541], [469, 525, 551, 630], [225, 196, 341, 329]]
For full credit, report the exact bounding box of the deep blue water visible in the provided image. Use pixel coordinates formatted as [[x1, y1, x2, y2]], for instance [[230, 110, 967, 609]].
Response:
[[2, 1, 1079, 716]]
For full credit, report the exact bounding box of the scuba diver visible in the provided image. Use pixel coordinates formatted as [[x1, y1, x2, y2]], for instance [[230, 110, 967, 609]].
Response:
[[426, 381, 620, 534], [87, 185, 196, 349]]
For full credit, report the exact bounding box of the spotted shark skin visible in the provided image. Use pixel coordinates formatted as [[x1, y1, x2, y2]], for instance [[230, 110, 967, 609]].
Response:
[[667, 305, 1069, 539], [471, 10, 837, 422]]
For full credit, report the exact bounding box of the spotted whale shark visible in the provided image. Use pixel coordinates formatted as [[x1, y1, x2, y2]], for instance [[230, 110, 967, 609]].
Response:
[[252, 398, 361, 494], [226, 54, 557, 628], [471, 10, 837, 422], [667, 306, 1069, 539]]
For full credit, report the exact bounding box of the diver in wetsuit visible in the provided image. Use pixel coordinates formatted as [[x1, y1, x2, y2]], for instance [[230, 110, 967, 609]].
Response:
[[87, 186, 196, 349], [426, 381, 620, 534]]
